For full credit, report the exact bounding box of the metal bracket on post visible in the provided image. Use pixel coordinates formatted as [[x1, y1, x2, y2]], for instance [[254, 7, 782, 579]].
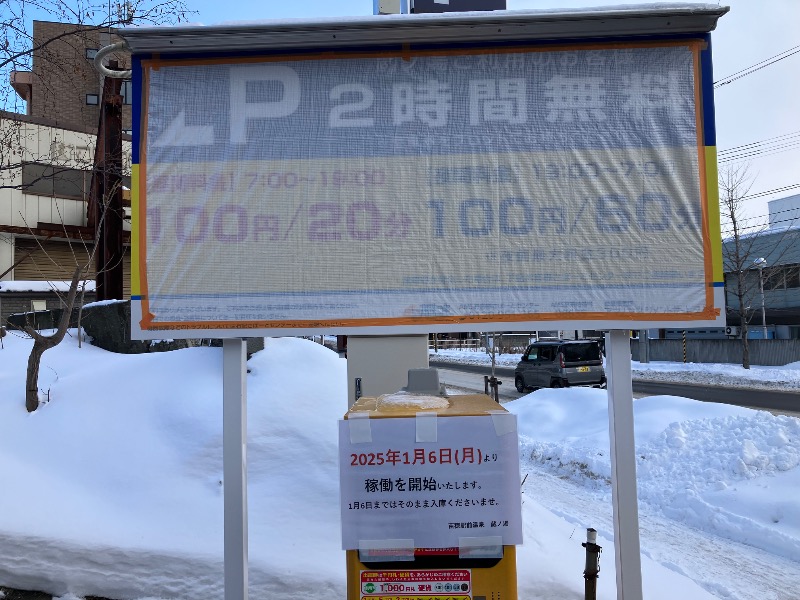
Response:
[[92, 42, 132, 78], [483, 375, 502, 402], [606, 330, 643, 600], [582, 528, 602, 600], [355, 377, 363, 403], [223, 338, 248, 600]]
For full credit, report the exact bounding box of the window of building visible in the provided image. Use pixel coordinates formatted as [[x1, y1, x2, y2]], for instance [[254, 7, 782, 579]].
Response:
[[121, 80, 132, 105], [763, 266, 785, 291], [86, 94, 99, 105], [85, 48, 99, 60], [786, 266, 800, 289], [22, 163, 90, 200], [760, 264, 800, 291], [22, 163, 132, 201]]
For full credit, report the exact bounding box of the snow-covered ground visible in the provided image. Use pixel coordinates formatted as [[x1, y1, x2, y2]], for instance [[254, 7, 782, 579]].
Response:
[[0, 332, 798, 599]]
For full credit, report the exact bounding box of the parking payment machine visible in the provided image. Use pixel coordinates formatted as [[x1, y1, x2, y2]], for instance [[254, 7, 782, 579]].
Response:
[[340, 387, 522, 600]]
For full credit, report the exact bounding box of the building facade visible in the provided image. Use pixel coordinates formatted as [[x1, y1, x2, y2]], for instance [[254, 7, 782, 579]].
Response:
[[2, 21, 133, 322], [0, 111, 132, 322], [11, 21, 132, 133], [723, 194, 800, 340]]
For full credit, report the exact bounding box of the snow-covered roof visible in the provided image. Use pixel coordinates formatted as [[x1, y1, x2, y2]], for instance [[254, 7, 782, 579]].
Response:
[[0, 280, 96, 293]]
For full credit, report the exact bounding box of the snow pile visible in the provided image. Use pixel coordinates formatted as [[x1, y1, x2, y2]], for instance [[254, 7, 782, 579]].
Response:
[[431, 348, 523, 368], [0, 280, 96, 293], [642, 413, 800, 560], [631, 360, 800, 390], [0, 333, 347, 599], [508, 389, 800, 562]]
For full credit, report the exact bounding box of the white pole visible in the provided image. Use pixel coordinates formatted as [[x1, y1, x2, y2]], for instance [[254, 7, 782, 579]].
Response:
[[606, 330, 643, 600], [759, 266, 768, 339], [223, 338, 248, 600]]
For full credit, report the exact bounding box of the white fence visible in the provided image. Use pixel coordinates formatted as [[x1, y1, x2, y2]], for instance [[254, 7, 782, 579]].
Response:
[[632, 338, 800, 366]]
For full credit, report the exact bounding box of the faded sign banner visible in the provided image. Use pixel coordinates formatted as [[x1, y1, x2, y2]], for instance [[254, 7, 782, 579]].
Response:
[[132, 41, 723, 336]]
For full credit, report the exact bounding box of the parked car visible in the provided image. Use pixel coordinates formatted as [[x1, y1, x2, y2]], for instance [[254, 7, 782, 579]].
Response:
[[514, 340, 605, 392]]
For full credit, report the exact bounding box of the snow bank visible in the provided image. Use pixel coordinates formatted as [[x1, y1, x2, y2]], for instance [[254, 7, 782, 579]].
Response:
[[0, 333, 798, 598], [507, 389, 800, 561]]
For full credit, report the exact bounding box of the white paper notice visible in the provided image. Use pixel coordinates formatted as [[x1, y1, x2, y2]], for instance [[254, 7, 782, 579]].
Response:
[[339, 415, 522, 550]]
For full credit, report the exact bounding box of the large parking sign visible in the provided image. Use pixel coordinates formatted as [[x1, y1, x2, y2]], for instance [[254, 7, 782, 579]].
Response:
[[128, 12, 725, 338]]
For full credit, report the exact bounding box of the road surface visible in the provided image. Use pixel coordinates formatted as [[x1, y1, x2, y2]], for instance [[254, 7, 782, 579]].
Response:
[[430, 360, 800, 416]]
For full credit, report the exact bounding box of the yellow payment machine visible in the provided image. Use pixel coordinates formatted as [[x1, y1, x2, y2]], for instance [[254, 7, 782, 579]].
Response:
[[340, 369, 521, 600]]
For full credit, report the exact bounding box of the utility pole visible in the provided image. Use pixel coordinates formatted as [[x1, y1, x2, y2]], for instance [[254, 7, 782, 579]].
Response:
[[88, 60, 125, 301]]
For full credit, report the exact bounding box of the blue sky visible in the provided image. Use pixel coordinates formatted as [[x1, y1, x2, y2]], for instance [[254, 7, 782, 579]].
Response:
[[172, 0, 799, 226]]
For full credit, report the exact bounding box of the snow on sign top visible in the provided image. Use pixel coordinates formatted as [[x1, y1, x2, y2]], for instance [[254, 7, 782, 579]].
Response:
[[0, 280, 96, 293], [121, 4, 728, 52], [127, 6, 727, 339]]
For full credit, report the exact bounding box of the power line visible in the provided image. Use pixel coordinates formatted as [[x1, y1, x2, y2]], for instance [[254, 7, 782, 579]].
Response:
[[741, 183, 800, 200], [714, 44, 800, 88], [723, 209, 784, 230], [718, 130, 800, 155], [716, 44, 800, 83], [719, 141, 800, 163], [722, 183, 800, 205], [719, 187, 800, 236], [718, 131, 800, 159], [730, 203, 800, 225], [719, 142, 800, 163], [720, 202, 800, 236], [720, 209, 768, 230], [721, 213, 800, 236], [718, 131, 800, 163]]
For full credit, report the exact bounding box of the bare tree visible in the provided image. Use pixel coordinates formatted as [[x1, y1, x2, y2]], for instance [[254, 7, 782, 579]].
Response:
[[1, 0, 190, 411], [719, 164, 796, 369], [23, 265, 82, 411], [720, 164, 756, 368], [18, 178, 123, 411]]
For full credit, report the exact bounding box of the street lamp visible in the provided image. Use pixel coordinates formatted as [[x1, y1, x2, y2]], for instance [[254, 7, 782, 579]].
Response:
[[753, 257, 768, 339]]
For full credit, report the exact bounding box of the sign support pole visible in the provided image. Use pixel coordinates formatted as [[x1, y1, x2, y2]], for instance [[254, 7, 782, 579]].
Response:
[[223, 338, 248, 600], [606, 330, 643, 600]]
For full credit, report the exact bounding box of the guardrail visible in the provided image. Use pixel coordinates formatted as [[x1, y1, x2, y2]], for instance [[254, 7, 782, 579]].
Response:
[[429, 338, 483, 352]]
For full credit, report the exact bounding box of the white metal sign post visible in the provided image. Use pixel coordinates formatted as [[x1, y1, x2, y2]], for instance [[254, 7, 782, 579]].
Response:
[[606, 331, 643, 600], [223, 339, 248, 600]]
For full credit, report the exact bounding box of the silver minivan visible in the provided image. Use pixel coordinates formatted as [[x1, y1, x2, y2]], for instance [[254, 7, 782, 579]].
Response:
[[514, 340, 605, 392]]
